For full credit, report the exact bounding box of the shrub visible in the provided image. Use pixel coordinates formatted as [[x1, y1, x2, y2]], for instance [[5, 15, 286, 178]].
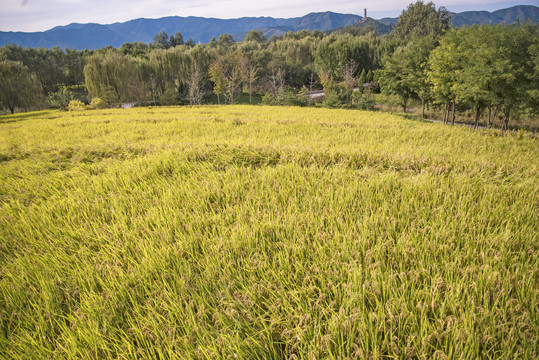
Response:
[[365, 80, 380, 93], [47, 88, 74, 110], [67, 100, 86, 111], [262, 93, 278, 106], [90, 98, 107, 109], [322, 91, 343, 108], [352, 92, 377, 111], [284, 88, 309, 107], [284, 92, 305, 107], [159, 89, 178, 105]]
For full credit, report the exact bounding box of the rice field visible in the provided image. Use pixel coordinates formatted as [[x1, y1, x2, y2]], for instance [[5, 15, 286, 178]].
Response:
[[0, 105, 537, 359]]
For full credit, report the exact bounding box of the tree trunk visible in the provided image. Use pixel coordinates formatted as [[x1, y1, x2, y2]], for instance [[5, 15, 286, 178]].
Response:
[[487, 103, 492, 128], [503, 107, 511, 132], [217, 94, 220, 105], [442, 103, 447, 124], [9, 106, 14, 114], [492, 105, 498, 129], [451, 96, 456, 126], [474, 103, 481, 129], [421, 98, 425, 119]]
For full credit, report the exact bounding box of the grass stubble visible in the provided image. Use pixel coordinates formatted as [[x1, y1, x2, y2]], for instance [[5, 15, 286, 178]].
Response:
[[0, 106, 537, 359]]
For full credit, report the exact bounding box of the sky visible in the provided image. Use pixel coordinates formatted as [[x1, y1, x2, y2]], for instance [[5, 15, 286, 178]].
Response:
[[0, 0, 537, 32]]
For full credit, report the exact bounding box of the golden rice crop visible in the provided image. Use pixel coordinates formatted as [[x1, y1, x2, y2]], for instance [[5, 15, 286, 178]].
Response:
[[1, 105, 537, 359]]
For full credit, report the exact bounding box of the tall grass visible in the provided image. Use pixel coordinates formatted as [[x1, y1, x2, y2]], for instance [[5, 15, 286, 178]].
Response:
[[1, 105, 537, 359]]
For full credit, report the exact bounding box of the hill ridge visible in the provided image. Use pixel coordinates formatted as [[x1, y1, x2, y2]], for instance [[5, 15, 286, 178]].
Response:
[[0, 5, 536, 50]]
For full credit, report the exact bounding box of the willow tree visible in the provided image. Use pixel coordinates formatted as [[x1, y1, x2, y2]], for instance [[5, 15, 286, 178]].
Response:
[[0, 60, 42, 113], [84, 51, 140, 104], [149, 46, 192, 100]]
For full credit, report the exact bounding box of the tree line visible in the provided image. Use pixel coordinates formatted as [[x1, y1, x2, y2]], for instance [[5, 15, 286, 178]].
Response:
[[1, 1, 537, 129]]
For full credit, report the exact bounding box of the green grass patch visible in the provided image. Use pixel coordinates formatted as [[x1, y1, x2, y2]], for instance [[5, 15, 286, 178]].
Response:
[[0, 105, 537, 359]]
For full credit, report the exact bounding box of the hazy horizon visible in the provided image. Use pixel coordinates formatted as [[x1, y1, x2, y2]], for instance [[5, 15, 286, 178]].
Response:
[[0, 0, 537, 32]]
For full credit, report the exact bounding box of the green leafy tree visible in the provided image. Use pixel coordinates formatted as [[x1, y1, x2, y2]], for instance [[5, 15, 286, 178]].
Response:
[[64, 49, 86, 85], [47, 87, 74, 110], [379, 36, 435, 115], [149, 47, 191, 102], [428, 24, 537, 129], [120, 42, 150, 57], [0, 60, 42, 113], [404, 37, 436, 118], [244, 30, 266, 43], [527, 36, 539, 117], [84, 51, 140, 104], [393, 1, 451, 40], [342, 60, 358, 106], [427, 31, 460, 124], [491, 23, 538, 129], [378, 48, 413, 112], [0, 45, 68, 93], [238, 53, 259, 104], [358, 69, 367, 86], [265, 67, 286, 105], [218, 34, 234, 49], [367, 69, 374, 82], [223, 52, 243, 104], [209, 59, 226, 104], [169, 32, 184, 47], [452, 26, 498, 128], [188, 61, 205, 105], [153, 31, 170, 49]]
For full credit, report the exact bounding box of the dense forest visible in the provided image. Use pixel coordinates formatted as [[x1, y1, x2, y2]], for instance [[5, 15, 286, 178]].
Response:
[[1, 1, 537, 130]]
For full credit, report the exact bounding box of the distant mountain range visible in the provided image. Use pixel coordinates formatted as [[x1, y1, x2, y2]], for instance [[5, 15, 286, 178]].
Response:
[[378, 5, 538, 27], [0, 5, 537, 50], [0, 12, 361, 50]]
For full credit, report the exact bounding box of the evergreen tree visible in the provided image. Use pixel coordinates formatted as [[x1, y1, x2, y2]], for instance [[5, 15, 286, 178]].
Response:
[[358, 69, 367, 86]]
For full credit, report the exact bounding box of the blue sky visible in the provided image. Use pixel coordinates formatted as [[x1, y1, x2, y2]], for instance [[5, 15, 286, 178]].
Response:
[[0, 0, 537, 32]]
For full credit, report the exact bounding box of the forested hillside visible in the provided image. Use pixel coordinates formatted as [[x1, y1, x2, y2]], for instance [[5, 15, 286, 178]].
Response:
[[0, 12, 362, 49], [0, 5, 536, 50], [379, 4, 538, 26], [1, 1, 538, 130]]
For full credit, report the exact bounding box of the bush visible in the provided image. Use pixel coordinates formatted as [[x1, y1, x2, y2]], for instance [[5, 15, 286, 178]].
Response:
[[365, 80, 380, 93], [376, 93, 402, 107], [284, 89, 308, 107], [322, 91, 343, 108], [262, 93, 278, 106], [90, 98, 107, 109], [47, 88, 74, 110], [67, 100, 86, 111], [159, 89, 178, 105], [352, 92, 377, 111]]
